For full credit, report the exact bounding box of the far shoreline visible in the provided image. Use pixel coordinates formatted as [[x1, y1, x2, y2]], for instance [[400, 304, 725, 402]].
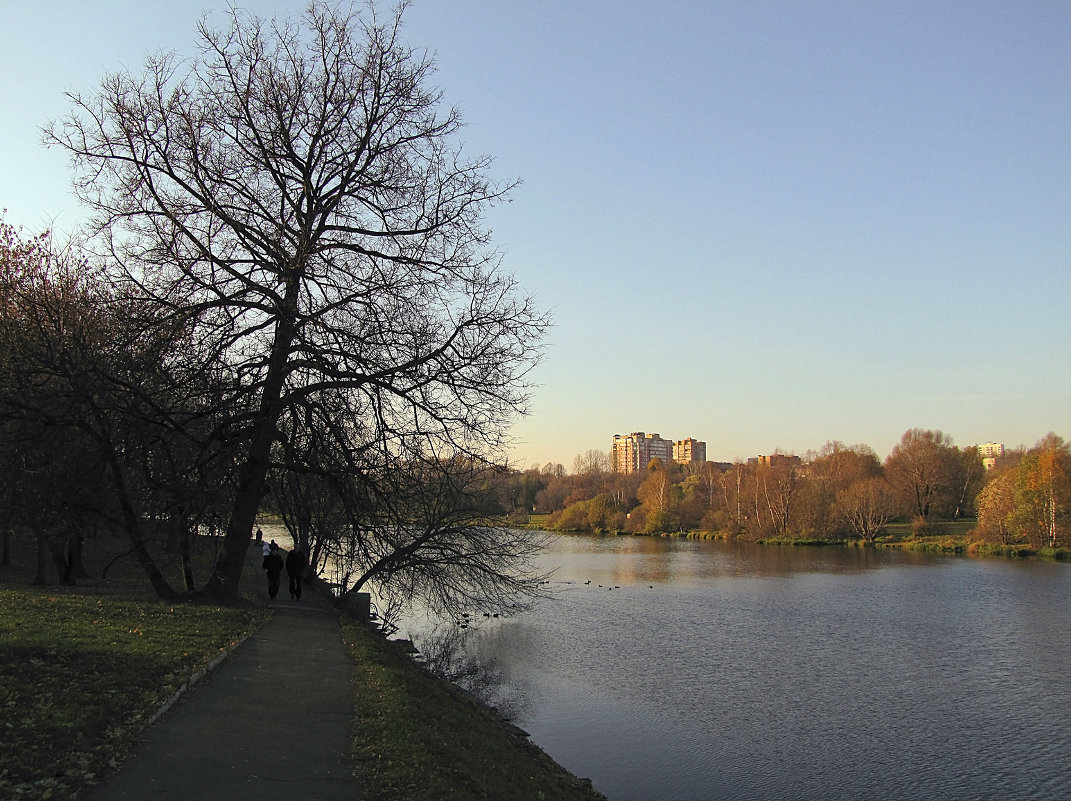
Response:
[[517, 518, 1071, 562]]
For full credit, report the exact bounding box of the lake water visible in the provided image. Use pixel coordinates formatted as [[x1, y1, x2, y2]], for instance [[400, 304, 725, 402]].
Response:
[[400, 534, 1071, 801]]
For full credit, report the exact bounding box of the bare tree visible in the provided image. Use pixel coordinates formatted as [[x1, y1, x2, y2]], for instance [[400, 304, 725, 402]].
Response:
[[835, 477, 899, 543], [541, 462, 566, 478], [48, 2, 547, 601], [797, 442, 882, 537], [759, 459, 802, 537], [330, 454, 549, 627], [572, 449, 610, 476], [884, 429, 961, 522]]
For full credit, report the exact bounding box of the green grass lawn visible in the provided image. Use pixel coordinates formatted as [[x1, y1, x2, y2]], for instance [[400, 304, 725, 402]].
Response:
[[0, 590, 263, 800], [0, 533, 266, 801]]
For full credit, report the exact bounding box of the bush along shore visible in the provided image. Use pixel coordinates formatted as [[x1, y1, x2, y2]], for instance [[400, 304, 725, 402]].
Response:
[[1, 535, 607, 801]]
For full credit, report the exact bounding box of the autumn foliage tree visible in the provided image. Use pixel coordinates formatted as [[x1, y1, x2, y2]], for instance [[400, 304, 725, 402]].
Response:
[[0, 222, 120, 584], [631, 458, 682, 533], [974, 470, 1018, 545], [1007, 434, 1070, 548], [528, 429, 1066, 546], [0, 217, 247, 596]]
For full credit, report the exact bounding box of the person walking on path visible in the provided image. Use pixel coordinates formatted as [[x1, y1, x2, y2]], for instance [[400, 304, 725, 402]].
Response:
[[262, 543, 284, 600], [286, 546, 309, 600], [79, 604, 359, 801]]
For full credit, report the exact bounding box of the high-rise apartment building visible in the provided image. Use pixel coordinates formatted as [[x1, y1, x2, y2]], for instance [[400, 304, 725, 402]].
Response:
[[611, 432, 674, 474], [673, 438, 707, 465]]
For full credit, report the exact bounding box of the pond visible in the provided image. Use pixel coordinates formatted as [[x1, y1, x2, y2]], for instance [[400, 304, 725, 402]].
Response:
[[401, 534, 1071, 801]]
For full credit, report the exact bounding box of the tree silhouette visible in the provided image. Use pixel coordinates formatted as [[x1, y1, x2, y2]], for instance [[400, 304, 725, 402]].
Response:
[[48, 2, 547, 602]]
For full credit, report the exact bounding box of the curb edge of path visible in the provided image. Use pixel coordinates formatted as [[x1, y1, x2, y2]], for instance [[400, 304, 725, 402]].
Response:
[[145, 623, 260, 726]]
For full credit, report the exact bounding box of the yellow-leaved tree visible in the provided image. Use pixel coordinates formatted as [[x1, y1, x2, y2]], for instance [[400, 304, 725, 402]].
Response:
[[1009, 434, 1071, 548], [978, 433, 1070, 548]]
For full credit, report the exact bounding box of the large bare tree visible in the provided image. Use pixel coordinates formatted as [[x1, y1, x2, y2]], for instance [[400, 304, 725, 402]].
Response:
[[884, 429, 962, 522], [48, 2, 547, 602], [834, 477, 899, 543]]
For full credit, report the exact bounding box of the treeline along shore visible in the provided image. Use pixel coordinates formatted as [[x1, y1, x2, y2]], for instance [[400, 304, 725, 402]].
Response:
[[500, 429, 1071, 558]]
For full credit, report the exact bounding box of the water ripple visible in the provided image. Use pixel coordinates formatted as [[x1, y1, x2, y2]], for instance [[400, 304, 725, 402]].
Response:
[[453, 536, 1071, 801]]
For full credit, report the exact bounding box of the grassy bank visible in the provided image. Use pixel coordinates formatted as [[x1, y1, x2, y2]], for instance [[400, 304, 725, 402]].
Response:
[[342, 619, 607, 801], [0, 586, 263, 800]]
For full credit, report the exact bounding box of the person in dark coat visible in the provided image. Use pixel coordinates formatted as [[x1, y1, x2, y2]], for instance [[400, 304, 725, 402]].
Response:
[[262, 544, 284, 600], [285, 547, 309, 600]]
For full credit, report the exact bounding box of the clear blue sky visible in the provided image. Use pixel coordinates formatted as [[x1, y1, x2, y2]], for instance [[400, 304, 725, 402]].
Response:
[[3, 1, 1068, 468]]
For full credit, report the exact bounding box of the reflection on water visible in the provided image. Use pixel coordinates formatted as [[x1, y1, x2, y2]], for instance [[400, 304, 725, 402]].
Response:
[[541, 534, 938, 586], [411, 622, 531, 721], [399, 534, 1071, 801]]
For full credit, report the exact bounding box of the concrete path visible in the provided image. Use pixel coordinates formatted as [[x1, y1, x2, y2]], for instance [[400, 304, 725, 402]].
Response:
[[80, 601, 361, 800]]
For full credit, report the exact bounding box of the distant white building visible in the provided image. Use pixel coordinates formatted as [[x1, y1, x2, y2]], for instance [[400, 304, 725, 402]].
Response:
[[980, 442, 1005, 470]]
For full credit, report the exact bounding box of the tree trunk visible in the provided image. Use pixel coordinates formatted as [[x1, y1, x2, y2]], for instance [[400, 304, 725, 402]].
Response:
[[203, 445, 266, 602], [204, 278, 300, 602], [180, 524, 196, 591], [33, 533, 49, 585], [70, 528, 90, 579], [106, 448, 178, 600], [1049, 485, 1057, 548], [49, 534, 76, 585]]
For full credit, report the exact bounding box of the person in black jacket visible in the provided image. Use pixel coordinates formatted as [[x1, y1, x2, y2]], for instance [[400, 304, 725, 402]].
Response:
[[285, 547, 309, 600], [262, 542, 284, 600]]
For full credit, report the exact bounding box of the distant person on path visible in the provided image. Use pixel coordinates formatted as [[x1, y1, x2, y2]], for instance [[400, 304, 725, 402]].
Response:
[[262, 542, 285, 600], [286, 547, 309, 600]]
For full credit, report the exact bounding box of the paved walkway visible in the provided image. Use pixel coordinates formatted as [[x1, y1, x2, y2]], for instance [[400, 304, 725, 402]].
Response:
[[81, 600, 361, 801]]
